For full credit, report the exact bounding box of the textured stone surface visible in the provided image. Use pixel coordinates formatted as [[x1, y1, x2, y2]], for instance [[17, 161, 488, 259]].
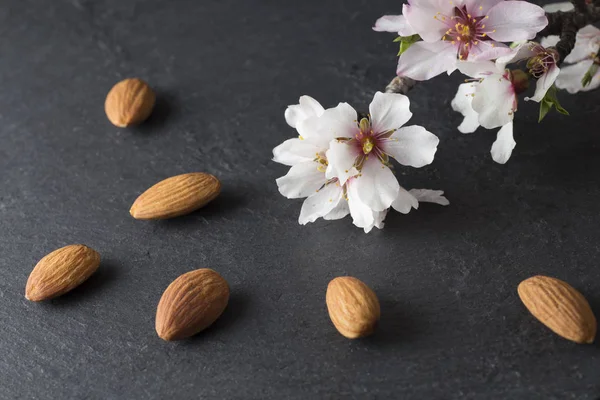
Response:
[[0, 0, 599, 399]]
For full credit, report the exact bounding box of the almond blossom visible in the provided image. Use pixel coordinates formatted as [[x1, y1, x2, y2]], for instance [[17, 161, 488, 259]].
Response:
[[273, 94, 448, 232], [542, 25, 600, 93], [324, 92, 439, 212], [374, 0, 548, 80]]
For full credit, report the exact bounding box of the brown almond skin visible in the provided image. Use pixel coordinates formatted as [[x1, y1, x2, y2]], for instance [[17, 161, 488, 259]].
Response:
[[26, 245, 101, 302], [130, 173, 221, 220], [326, 276, 380, 339], [518, 275, 597, 344], [105, 78, 155, 127], [156, 268, 230, 341]]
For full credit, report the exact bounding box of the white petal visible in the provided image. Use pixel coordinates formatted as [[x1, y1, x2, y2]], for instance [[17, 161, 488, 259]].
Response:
[[475, 0, 504, 15], [391, 186, 419, 214], [323, 197, 350, 221], [364, 210, 388, 233], [297, 102, 358, 148], [284, 96, 324, 128], [373, 15, 416, 36], [556, 60, 600, 93], [540, 35, 560, 48], [272, 138, 322, 166], [369, 91, 412, 133], [397, 41, 458, 81], [409, 189, 450, 205], [451, 83, 480, 134], [298, 182, 343, 225], [353, 159, 400, 212], [347, 182, 375, 229], [380, 125, 439, 167], [487, 1, 548, 42], [543, 2, 574, 12], [490, 122, 516, 164], [525, 65, 561, 102], [457, 60, 498, 78], [564, 25, 600, 63], [325, 140, 360, 185], [469, 41, 514, 62], [472, 74, 516, 129], [404, 0, 454, 42], [276, 162, 324, 199], [495, 42, 538, 68]]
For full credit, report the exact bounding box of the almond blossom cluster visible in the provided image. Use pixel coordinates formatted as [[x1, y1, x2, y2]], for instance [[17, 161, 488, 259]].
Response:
[[374, 0, 600, 164], [273, 0, 600, 231], [273, 93, 448, 232]]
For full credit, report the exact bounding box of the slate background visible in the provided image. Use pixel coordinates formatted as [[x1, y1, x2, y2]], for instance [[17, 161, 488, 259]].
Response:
[[0, 0, 599, 398]]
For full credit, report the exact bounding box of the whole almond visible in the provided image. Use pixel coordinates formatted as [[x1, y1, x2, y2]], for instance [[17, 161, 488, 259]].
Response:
[[26, 245, 101, 301], [326, 276, 380, 339], [130, 173, 221, 220], [105, 78, 155, 127], [518, 275, 597, 344], [156, 268, 230, 341]]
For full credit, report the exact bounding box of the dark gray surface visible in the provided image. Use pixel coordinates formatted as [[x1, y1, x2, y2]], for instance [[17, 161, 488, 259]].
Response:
[[0, 0, 599, 399]]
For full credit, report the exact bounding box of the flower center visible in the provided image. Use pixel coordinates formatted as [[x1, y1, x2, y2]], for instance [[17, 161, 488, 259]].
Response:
[[526, 47, 558, 78], [314, 152, 328, 172], [436, 6, 496, 60]]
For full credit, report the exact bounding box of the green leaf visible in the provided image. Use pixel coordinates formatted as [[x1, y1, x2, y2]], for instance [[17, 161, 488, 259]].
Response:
[[395, 34, 421, 56], [538, 84, 569, 122], [581, 62, 599, 88]]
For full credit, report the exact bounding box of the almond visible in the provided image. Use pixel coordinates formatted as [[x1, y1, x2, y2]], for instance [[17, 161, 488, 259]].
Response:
[[105, 78, 155, 127], [156, 268, 230, 341], [518, 275, 597, 344], [26, 245, 101, 301], [326, 276, 380, 339], [130, 173, 221, 220]]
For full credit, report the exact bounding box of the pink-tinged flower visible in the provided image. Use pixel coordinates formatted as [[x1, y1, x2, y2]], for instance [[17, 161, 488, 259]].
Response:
[[394, 0, 547, 80], [451, 82, 516, 163], [542, 26, 600, 94], [273, 94, 448, 233], [497, 42, 560, 102], [324, 92, 439, 212], [457, 60, 524, 129]]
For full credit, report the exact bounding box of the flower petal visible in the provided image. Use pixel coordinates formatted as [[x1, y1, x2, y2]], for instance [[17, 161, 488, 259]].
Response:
[[364, 210, 388, 233], [397, 41, 458, 81], [486, 1, 548, 42], [472, 74, 516, 129], [404, 0, 454, 42], [284, 96, 324, 129], [380, 125, 439, 167], [298, 182, 343, 225], [409, 189, 450, 205], [272, 138, 322, 166], [325, 140, 360, 185], [490, 122, 516, 164], [323, 197, 350, 220], [296, 102, 358, 149], [540, 35, 560, 48], [457, 60, 498, 78], [495, 42, 538, 68], [469, 41, 513, 62], [347, 181, 375, 229], [564, 25, 600, 63], [353, 159, 400, 212], [525, 65, 560, 102], [451, 83, 480, 134], [556, 60, 600, 93], [369, 91, 412, 133], [373, 14, 416, 36], [391, 186, 419, 214], [276, 162, 324, 199], [543, 2, 574, 12]]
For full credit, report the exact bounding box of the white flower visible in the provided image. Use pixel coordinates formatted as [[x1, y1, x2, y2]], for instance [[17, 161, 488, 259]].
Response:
[[458, 61, 518, 129], [324, 92, 439, 212], [373, 11, 416, 36], [382, 0, 547, 80], [552, 25, 600, 94], [273, 94, 448, 232], [451, 82, 516, 164], [542, 2, 574, 13], [497, 42, 560, 102]]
